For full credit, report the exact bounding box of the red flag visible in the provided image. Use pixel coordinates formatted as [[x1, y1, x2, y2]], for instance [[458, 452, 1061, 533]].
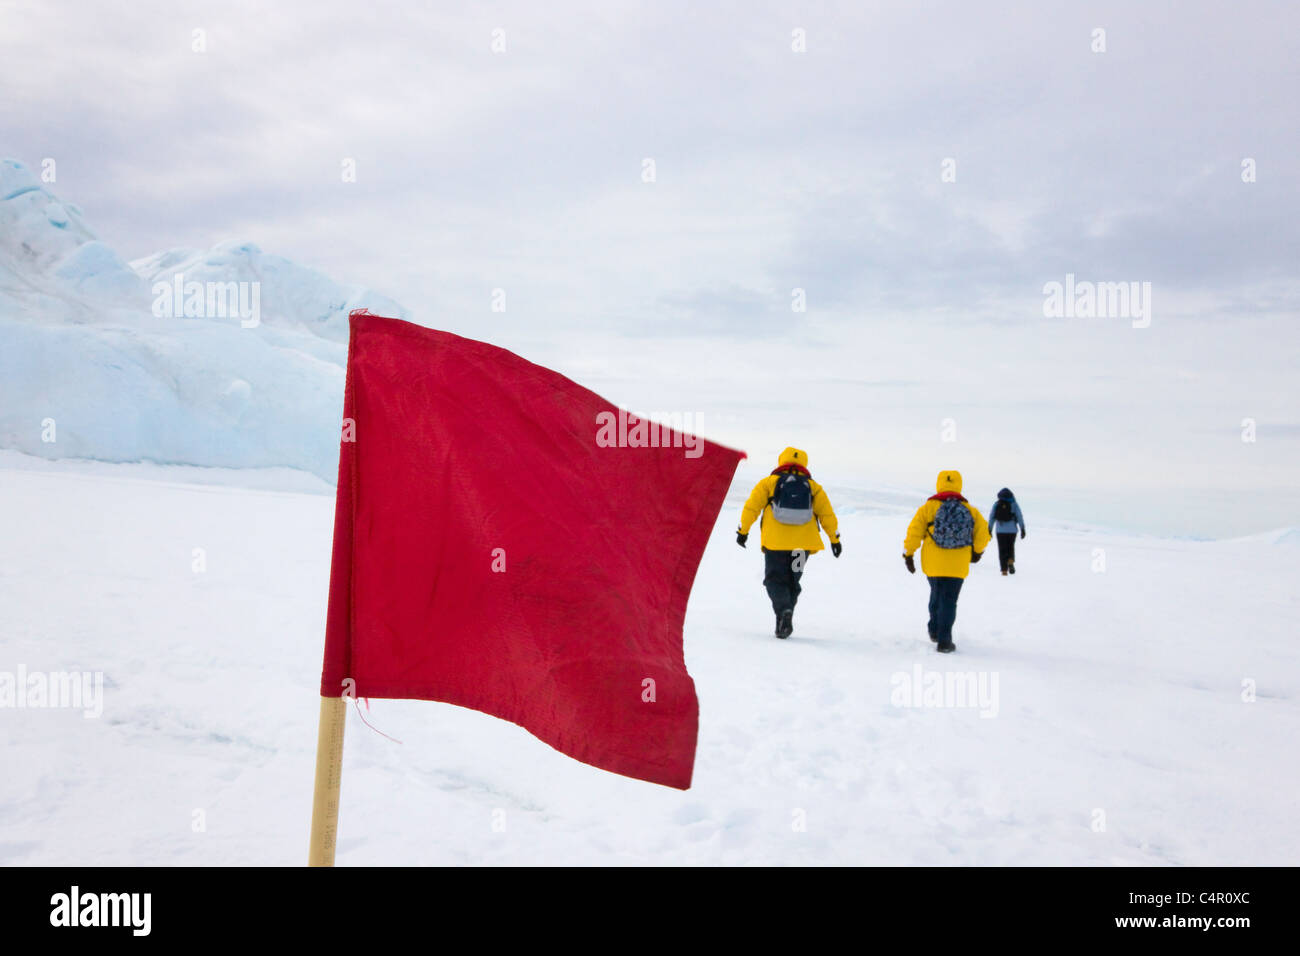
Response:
[[320, 313, 744, 789]]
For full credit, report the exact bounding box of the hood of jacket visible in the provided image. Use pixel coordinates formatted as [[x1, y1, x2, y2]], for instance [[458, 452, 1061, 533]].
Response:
[[935, 470, 963, 494], [773, 447, 811, 476]]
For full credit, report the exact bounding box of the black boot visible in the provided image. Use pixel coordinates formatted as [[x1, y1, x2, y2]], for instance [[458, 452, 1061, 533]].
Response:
[[936, 641, 956, 653], [776, 609, 793, 639]]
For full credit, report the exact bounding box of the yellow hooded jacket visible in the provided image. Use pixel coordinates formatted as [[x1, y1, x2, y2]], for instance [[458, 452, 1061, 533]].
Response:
[[738, 448, 840, 553], [903, 470, 990, 579]]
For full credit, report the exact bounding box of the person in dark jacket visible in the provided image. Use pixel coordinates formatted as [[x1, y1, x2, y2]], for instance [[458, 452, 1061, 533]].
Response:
[[987, 488, 1026, 575]]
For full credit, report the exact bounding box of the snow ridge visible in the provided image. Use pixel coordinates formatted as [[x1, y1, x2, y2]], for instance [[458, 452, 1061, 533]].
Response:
[[0, 158, 409, 480]]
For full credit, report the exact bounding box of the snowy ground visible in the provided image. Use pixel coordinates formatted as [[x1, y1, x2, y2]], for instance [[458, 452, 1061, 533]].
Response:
[[1, 452, 1297, 865]]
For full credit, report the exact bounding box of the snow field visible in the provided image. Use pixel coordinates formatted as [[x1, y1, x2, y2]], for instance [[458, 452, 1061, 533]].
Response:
[[1, 456, 1295, 865]]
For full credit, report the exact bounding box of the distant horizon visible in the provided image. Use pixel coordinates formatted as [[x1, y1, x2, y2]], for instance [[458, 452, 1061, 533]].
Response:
[[0, 445, 1282, 542]]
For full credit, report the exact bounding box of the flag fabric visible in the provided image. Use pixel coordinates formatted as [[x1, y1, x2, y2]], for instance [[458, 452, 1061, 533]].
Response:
[[320, 312, 745, 789]]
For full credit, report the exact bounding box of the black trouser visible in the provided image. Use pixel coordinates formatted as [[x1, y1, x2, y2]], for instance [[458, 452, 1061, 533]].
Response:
[[927, 576, 964, 644], [763, 549, 806, 616], [996, 532, 1017, 571]]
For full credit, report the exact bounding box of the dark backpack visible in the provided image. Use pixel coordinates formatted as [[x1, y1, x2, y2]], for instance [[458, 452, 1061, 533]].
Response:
[[992, 498, 1014, 523], [769, 472, 814, 525], [930, 497, 974, 548]]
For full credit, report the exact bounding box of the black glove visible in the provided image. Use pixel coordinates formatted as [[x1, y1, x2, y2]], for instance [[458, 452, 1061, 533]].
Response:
[[736, 531, 748, 548], [903, 553, 915, 574], [971, 549, 983, 563], [831, 541, 842, 558], [1021, 529, 1026, 540]]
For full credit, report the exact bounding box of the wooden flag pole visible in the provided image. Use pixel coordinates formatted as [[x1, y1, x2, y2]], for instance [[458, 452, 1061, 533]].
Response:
[[308, 695, 347, 866]]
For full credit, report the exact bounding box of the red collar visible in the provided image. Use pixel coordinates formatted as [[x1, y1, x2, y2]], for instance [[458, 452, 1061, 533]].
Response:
[[771, 464, 811, 477], [928, 491, 967, 502]]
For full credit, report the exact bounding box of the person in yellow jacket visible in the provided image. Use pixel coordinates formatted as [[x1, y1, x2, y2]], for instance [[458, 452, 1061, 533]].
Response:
[[736, 447, 841, 639], [902, 470, 990, 653]]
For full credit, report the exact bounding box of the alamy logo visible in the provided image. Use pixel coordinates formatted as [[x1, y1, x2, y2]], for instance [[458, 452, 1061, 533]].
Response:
[[152, 272, 261, 328], [595, 410, 704, 459], [0, 666, 103, 718], [1042, 273, 1151, 328], [50, 886, 151, 936], [890, 664, 999, 718]]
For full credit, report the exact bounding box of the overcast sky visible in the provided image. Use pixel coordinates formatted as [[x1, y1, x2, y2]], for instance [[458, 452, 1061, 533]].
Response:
[[3, 0, 1298, 533]]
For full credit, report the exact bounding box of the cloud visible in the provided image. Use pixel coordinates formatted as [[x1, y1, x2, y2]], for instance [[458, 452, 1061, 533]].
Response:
[[3, 0, 1296, 336]]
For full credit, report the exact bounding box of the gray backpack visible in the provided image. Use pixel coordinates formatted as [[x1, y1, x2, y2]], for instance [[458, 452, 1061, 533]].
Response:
[[930, 498, 974, 548]]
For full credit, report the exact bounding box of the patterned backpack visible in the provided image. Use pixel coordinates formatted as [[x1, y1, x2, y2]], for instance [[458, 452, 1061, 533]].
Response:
[[930, 498, 974, 548]]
